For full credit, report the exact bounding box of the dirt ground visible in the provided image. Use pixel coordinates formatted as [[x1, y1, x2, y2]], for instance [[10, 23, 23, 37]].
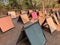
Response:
[[0, 16, 60, 45], [17, 20, 60, 45]]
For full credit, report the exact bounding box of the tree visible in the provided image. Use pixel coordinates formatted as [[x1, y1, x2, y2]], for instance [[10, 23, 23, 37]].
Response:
[[8, 0, 22, 10]]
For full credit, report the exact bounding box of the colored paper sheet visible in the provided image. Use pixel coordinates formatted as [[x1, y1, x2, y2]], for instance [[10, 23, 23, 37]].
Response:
[[8, 11, 16, 18], [20, 14, 29, 24], [24, 22, 46, 45], [0, 16, 14, 32], [31, 12, 38, 20], [46, 16, 56, 33]]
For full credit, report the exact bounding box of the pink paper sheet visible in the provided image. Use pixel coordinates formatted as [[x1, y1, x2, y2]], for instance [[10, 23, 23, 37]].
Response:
[[31, 12, 38, 20]]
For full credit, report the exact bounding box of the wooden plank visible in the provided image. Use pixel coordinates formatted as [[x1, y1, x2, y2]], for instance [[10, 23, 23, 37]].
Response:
[[20, 14, 29, 24], [0, 16, 14, 32]]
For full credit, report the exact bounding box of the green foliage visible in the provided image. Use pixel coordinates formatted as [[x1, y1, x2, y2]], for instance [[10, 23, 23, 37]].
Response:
[[8, 0, 19, 9], [0, 0, 60, 11], [18, 0, 33, 9], [45, 0, 58, 8]]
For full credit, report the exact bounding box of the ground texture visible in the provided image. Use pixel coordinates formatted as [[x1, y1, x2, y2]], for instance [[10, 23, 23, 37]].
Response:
[[0, 16, 60, 45]]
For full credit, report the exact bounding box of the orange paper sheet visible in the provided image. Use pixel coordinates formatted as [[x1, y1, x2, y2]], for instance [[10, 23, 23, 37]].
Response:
[[20, 14, 29, 24], [0, 16, 14, 32]]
